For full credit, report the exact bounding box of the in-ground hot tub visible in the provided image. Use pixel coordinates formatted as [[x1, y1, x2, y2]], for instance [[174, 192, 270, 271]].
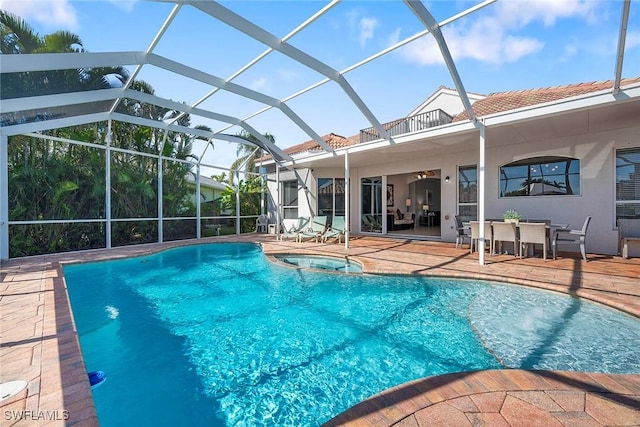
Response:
[[275, 254, 363, 273]]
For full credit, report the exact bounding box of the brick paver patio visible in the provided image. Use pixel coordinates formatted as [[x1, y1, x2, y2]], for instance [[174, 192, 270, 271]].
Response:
[[1, 234, 639, 426]]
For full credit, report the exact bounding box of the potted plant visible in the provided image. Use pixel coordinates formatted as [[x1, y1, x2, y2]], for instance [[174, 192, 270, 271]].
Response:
[[503, 209, 521, 223]]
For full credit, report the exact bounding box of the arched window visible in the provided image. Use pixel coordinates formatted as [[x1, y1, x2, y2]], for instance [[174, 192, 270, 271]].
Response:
[[499, 156, 580, 197]]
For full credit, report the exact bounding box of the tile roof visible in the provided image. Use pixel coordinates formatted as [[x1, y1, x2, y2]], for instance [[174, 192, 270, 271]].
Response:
[[259, 133, 359, 161], [266, 77, 640, 158], [453, 77, 640, 122]]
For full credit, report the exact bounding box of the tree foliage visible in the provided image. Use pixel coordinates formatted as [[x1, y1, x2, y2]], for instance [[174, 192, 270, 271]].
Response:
[[3, 13, 217, 256], [0, 10, 128, 101], [228, 130, 273, 185], [220, 176, 264, 233]]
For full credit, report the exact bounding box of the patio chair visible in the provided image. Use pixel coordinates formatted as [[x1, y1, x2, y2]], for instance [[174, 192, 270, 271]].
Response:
[[454, 215, 471, 249], [321, 216, 346, 243], [552, 216, 591, 262], [491, 221, 518, 256], [255, 214, 268, 233], [518, 222, 548, 260], [617, 218, 640, 258], [469, 221, 492, 254], [280, 216, 310, 241], [297, 216, 327, 242]]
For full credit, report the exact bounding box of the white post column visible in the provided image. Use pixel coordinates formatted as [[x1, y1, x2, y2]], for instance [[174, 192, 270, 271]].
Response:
[[344, 150, 350, 249], [381, 175, 387, 235], [0, 132, 9, 260], [275, 165, 281, 238], [260, 166, 266, 216], [478, 120, 486, 266], [105, 120, 112, 249], [196, 165, 201, 239], [158, 155, 163, 243], [235, 170, 240, 235]]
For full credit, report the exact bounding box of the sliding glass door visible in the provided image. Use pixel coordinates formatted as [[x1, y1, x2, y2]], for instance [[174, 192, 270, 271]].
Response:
[[361, 177, 382, 233]]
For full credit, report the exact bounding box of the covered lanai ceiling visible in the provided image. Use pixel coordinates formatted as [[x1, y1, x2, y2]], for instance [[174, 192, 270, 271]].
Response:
[[0, 0, 636, 169]]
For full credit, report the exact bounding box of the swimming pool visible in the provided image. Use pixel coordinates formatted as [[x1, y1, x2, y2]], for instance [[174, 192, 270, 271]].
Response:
[[64, 243, 640, 426]]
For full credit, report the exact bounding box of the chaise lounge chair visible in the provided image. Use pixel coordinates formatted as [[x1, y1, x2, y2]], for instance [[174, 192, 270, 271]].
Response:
[[361, 214, 382, 232], [280, 216, 310, 241], [297, 216, 327, 242], [321, 216, 346, 243]]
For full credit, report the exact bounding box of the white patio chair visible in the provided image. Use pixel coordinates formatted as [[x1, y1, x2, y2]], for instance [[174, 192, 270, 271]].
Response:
[[617, 218, 640, 258], [255, 214, 268, 233], [518, 222, 548, 260], [469, 221, 492, 254], [491, 221, 518, 256]]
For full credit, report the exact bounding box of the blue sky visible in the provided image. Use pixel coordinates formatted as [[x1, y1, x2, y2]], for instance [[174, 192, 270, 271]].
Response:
[[3, 0, 640, 171]]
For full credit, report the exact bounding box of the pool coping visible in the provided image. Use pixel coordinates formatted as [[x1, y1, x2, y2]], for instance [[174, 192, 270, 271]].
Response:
[[1, 234, 639, 426]]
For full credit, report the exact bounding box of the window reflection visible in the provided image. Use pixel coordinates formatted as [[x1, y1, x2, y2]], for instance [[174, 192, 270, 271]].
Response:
[[500, 157, 580, 197]]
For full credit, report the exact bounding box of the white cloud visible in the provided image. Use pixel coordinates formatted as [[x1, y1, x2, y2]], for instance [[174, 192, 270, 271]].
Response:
[[502, 35, 545, 62], [345, 8, 379, 48], [249, 77, 270, 93], [398, 0, 599, 66], [498, 0, 598, 27], [359, 17, 379, 47], [107, 0, 139, 13], [1, 0, 78, 30], [277, 68, 299, 82]]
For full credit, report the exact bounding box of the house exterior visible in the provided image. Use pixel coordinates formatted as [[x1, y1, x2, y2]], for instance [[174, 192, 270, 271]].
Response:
[[262, 78, 640, 258], [185, 175, 230, 216]]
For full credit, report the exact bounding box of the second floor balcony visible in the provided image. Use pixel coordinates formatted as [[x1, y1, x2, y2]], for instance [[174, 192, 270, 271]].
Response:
[[360, 109, 453, 144]]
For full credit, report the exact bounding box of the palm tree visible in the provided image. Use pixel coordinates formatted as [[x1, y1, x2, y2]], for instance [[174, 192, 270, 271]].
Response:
[[228, 130, 274, 185], [0, 10, 128, 100]]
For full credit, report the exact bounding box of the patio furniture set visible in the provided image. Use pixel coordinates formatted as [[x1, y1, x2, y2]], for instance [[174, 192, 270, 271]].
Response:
[[456, 215, 592, 262]]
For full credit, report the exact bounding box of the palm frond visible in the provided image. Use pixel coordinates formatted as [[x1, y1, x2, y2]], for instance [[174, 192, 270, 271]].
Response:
[[0, 10, 41, 53], [38, 31, 84, 53]]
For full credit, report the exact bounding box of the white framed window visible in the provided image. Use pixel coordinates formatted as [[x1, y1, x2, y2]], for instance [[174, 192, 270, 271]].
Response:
[[317, 178, 345, 220], [616, 147, 640, 221], [282, 180, 298, 219], [458, 165, 477, 217]]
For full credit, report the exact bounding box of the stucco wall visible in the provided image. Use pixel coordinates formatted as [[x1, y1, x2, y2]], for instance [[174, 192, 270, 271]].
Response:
[[266, 124, 639, 256]]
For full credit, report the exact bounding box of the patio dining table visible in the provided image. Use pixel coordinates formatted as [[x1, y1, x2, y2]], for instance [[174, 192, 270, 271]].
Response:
[[462, 220, 569, 256]]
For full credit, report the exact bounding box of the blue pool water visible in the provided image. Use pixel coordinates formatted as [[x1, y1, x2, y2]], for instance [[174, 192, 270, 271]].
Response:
[[64, 243, 640, 426]]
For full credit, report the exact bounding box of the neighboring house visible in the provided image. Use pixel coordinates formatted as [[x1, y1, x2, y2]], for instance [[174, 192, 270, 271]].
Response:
[[261, 77, 640, 257], [185, 175, 230, 215]]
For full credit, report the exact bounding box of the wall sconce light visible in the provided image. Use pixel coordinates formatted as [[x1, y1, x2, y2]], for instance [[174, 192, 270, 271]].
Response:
[[405, 198, 411, 212], [444, 176, 450, 183]]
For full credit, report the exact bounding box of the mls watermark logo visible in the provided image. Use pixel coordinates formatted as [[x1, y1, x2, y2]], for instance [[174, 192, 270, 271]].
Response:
[[4, 410, 69, 421]]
